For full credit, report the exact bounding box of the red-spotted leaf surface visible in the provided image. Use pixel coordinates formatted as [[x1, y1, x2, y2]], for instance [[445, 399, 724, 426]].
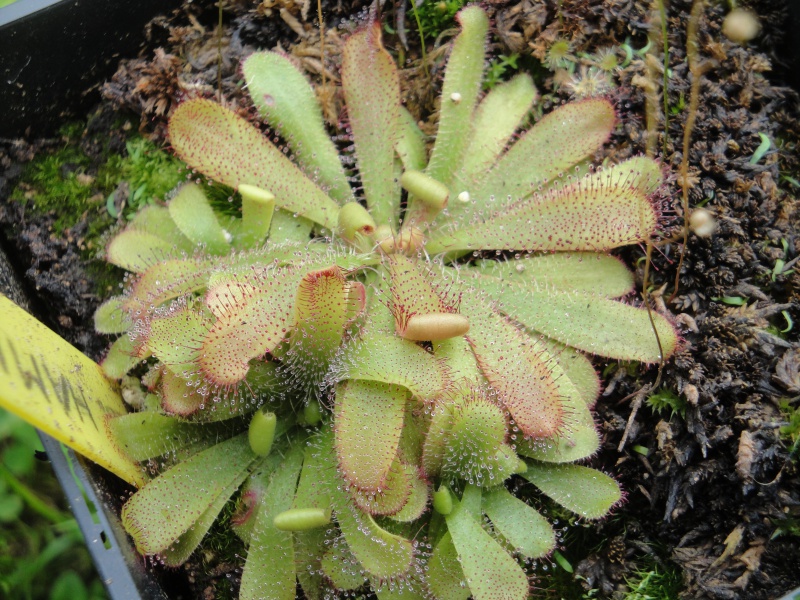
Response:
[[342, 21, 401, 227], [169, 99, 340, 229], [514, 368, 599, 463], [522, 462, 622, 519], [243, 51, 354, 204], [334, 379, 407, 491], [462, 296, 563, 439], [350, 457, 412, 516], [200, 266, 308, 385], [427, 156, 662, 254], [124, 257, 213, 314], [284, 266, 358, 398], [444, 489, 529, 600], [121, 433, 257, 555], [143, 302, 208, 375]]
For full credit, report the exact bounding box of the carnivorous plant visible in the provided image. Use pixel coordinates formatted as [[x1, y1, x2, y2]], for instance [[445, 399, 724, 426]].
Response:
[[95, 6, 678, 598]]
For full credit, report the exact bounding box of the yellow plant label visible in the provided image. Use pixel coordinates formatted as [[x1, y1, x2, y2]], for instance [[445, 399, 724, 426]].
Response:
[[0, 295, 146, 487]]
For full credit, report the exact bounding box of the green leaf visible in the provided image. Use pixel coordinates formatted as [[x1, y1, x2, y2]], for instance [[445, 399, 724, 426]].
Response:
[[453, 73, 538, 190], [396, 107, 427, 172], [168, 183, 231, 254], [441, 393, 511, 486], [537, 337, 600, 407], [445, 495, 528, 600], [427, 156, 662, 254], [334, 380, 406, 491], [425, 6, 489, 188], [121, 434, 257, 555], [162, 456, 253, 566], [470, 98, 616, 208], [169, 99, 340, 230], [389, 464, 429, 522], [100, 336, 140, 380], [469, 252, 634, 298], [332, 332, 451, 403], [94, 296, 133, 334], [482, 278, 678, 362], [106, 229, 185, 273], [335, 500, 414, 580], [243, 52, 354, 204], [462, 296, 564, 439], [482, 487, 554, 559], [128, 204, 193, 251], [521, 462, 621, 519], [427, 532, 469, 600], [109, 412, 237, 461], [342, 22, 401, 226], [240, 446, 305, 600], [321, 540, 367, 591]]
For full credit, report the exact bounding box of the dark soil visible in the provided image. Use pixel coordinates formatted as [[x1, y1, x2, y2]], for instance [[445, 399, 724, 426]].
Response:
[[1, 0, 798, 599]]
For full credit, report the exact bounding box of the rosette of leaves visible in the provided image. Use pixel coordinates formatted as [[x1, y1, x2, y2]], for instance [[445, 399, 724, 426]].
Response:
[[95, 7, 678, 599]]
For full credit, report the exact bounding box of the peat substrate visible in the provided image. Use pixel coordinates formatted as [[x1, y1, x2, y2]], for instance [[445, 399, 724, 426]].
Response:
[[0, 0, 798, 598]]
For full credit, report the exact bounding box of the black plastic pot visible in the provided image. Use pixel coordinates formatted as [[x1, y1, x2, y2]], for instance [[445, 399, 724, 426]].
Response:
[[0, 1, 185, 597], [0, 0, 180, 139]]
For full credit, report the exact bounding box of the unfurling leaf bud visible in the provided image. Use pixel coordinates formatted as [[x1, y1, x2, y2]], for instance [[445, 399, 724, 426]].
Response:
[[400, 170, 449, 213], [248, 408, 277, 457], [400, 312, 470, 341], [338, 201, 376, 242], [273, 507, 332, 531]]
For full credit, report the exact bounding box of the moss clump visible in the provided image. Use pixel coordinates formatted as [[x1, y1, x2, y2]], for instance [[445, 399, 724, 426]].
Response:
[[10, 123, 184, 235]]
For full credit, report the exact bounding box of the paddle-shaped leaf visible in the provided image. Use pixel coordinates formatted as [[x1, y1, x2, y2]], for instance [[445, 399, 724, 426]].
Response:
[[169, 99, 340, 229], [342, 21, 401, 226], [244, 51, 353, 204], [522, 462, 621, 519], [334, 379, 407, 491], [121, 434, 257, 555], [445, 490, 529, 600]]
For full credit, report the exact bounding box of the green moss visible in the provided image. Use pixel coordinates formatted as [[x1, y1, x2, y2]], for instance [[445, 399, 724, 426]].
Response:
[[646, 387, 687, 420], [8, 120, 187, 298], [412, 0, 466, 41], [622, 561, 683, 600]]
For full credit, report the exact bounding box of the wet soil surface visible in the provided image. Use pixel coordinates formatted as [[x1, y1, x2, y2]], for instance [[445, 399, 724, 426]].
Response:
[[1, 0, 798, 598]]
